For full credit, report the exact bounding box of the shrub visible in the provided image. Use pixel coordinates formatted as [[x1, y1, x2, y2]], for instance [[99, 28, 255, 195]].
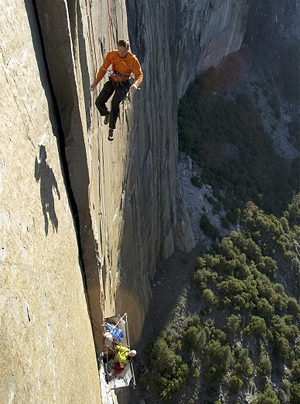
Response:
[[287, 298, 300, 317], [257, 256, 277, 278], [226, 209, 239, 225], [290, 382, 300, 404], [203, 365, 223, 383], [257, 357, 272, 376], [139, 369, 151, 387], [244, 316, 267, 339], [191, 175, 202, 188], [228, 375, 243, 393], [256, 298, 274, 321], [272, 334, 292, 360], [234, 356, 254, 378], [187, 315, 201, 327], [226, 314, 241, 334], [233, 347, 254, 378], [291, 360, 300, 381], [200, 214, 220, 240], [191, 358, 201, 378], [205, 340, 232, 371], [255, 384, 280, 404], [150, 337, 181, 373], [184, 325, 202, 352], [202, 288, 217, 305], [148, 334, 189, 401]]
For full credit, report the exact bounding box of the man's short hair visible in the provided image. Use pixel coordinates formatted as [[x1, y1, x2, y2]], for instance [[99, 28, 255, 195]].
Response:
[[118, 39, 130, 49]]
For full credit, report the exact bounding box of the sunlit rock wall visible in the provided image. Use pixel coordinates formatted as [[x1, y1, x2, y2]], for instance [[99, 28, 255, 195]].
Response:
[[0, 1, 101, 403]]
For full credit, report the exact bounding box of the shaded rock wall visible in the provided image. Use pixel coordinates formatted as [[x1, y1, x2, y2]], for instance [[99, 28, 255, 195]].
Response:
[[119, 0, 250, 339]]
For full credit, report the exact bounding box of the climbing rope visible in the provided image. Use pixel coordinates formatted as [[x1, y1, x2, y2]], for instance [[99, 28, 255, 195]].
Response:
[[87, 0, 98, 71], [106, 0, 114, 50], [87, 0, 99, 108]]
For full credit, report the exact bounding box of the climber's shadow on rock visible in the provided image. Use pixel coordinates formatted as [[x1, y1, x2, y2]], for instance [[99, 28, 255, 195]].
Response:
[[35, 145, 60, 235]]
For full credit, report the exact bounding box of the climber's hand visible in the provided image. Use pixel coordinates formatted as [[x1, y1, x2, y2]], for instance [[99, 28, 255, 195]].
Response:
[[129, 84, 137, 93]]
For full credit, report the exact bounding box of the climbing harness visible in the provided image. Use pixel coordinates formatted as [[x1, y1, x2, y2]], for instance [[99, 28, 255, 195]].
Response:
[[112, 70, 136, 85]]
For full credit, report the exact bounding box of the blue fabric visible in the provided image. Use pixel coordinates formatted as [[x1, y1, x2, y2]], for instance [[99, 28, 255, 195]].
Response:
[[104, 322, 124, 342]]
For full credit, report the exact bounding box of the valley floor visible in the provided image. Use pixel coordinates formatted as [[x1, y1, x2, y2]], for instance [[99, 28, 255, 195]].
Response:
[[130, 244, 204, 404]]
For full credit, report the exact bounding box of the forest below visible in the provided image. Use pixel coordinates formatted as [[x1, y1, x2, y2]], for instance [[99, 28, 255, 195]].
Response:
[[136, 47, 300, 403]]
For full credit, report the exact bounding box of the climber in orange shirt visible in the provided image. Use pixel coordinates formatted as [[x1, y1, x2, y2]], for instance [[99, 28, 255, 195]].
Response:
[[90, 39, 143, 141]]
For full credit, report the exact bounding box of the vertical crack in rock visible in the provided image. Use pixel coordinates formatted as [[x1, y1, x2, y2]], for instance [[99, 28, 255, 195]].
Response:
[[29, 0, 251, 357], [32, 0, 103, 352]]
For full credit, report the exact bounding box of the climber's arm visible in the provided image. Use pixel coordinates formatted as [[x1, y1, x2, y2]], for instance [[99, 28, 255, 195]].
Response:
[[129, 56, 143, 93], [132, 57, 143, 87], [90, 52, 113, 91]]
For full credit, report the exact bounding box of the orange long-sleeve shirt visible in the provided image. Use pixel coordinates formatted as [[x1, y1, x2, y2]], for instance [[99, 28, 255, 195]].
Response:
[[95, 50, 143, 87]]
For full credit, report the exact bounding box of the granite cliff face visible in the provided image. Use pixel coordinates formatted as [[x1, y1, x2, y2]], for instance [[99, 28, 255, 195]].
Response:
[[121, 0, 250, 338], [0, 1, 100, 403], [1, 0, 250, 402]]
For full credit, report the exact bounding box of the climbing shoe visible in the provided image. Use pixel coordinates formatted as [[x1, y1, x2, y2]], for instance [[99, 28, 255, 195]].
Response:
[[104, 114, 110, 125], [108, 129, 114, 141]]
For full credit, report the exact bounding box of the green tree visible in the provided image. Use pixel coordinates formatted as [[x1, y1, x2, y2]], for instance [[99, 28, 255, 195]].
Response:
[[257, 356, 272, 376], [255, 384, 280, 404], [184, 326, 202, 352], [187, 315, 201, 327], [226, 314, 241, 334], [150, 337, 181, 374], [200, 214, 220, 240], [233, 346, 254, 378], [228, 375, 243, 393], [257, 256, 278, 278], [244, 316, 267, 339], [202, 288, 217, 305], [205, 339, 232, 370], [256, 298, 274, 321], [287, 297, 300, 316], [290, 382, 300, 404], [291, 360, 300, 381], [272, 334, 291, 360]]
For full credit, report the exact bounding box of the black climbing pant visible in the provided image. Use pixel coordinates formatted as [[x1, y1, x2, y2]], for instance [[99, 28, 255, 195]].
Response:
[[95, 78, 130, 130]]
